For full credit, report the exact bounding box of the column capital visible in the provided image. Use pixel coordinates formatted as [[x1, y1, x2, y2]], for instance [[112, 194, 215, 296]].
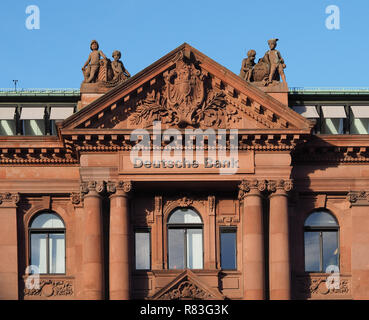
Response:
[[80, 181, 106, 197], [0, 192, 20, 207], [238, 180, 267, 200], [267, 179, 293, 194], [107, 181, 132, 197]]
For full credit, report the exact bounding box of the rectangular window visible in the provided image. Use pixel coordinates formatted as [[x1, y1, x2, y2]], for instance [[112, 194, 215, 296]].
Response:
[[187, 229, 203, 269], [0, 120, 16, 135], [321, 106, 346, 134], [350, 106, 369, 134], [49, 233, 65, 274], [220, 228, 237, 270], [304, 231, 320, 272], [30, 233, 47, 274], [135, 230, 151, 270], [168, 228, 185, 269]]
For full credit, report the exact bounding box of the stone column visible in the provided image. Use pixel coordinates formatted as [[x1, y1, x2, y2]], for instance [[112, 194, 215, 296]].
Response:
[[239, 180, 266, 300], [0, 193, 20, 300], [107, 181, 132, 300], [268, 179, 292, 300], [81, 181, 105, 300]]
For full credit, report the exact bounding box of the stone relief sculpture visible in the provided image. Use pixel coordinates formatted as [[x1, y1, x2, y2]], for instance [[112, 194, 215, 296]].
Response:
[[239, 38, 287, 87], [81, 40, 131, 87]]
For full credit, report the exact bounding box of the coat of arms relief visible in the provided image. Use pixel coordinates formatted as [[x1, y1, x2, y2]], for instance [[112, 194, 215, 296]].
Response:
[[127, 52, 242, 129]]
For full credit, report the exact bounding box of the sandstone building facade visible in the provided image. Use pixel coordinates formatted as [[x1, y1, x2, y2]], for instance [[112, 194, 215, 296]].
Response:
[[0, 43, 368, 300]]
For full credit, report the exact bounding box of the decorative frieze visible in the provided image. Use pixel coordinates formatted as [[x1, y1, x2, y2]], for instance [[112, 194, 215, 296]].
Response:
[[23, 278, 74, 297], [295, 274, 351, 299]]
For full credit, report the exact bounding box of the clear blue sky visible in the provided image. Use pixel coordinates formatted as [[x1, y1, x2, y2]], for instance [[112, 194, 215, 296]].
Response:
[[1, 0, 368, 89]]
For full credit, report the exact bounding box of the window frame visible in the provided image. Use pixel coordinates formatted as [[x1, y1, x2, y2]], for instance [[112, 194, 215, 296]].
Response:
[[219, 227, 237, 271], [134, 228, 152, 271], [28, 212, 66, 275], [304, 211, 340, 273], [166, 207, 204, 270]]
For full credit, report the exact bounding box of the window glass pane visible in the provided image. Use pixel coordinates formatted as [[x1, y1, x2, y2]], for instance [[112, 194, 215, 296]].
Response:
[[31, 213, 64, 229], [305, 211, 338, 227], [221, 230, 237, 270], [31, 233, 47, 274], [304, 231, 320, 272], [322, 231, 339, 272], [351, 118, 369, 134], [322, 118, 344, 134], [49, 234, 65, 273], [186, 229, 203, 269], [0, 120, 16, 135], [135, 231, 150, 270], [168, 208, 201, 224], [168, 229, 185, 269], [23, 119, 45, 135]]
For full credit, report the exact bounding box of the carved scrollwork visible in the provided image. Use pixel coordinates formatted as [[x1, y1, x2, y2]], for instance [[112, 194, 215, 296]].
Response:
[[24, 279, 74, 297], [0, 192, 20, 206], [80, 181, 106, 195], [107, 180, 133, 195], [347, 191, 369, 205], [238, 180, 267, 200], [267, 179, 293, 193], [70, 192, 82, 205], [295, 275, 350, 298]]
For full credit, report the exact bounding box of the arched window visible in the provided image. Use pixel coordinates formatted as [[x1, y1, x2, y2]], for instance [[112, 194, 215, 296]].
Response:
[[29, 212, 66, 274], [304, 210, 339, 272], [167, 208, 203, 270]]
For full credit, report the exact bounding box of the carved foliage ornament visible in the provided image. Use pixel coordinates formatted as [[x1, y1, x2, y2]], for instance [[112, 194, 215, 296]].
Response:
[[129, 51, 239, 128], [159, 281, 212, 300], [24, 279, 74, 297], [296, 276, 350, 297], [238, 180, 267, 200]]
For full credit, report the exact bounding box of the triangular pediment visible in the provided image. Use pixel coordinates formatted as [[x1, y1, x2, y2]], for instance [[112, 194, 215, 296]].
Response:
[[150, 269, 224, 300], [61, 43, 312, 133]]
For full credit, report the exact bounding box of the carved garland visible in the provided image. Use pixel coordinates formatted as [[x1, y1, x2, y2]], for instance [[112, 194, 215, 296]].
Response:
[[24, 279, 74, 297]]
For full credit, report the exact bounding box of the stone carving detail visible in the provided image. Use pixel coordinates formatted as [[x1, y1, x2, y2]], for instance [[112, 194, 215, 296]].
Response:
[[80, 181, 106, 195], [107, 181, 132, 194], [70, 192, 82, 205], [208, 196, 215, 215], [0, 192, 20, 205], [129, 51, 240, 128], [159, 281, 211, 300], [267, 179, 293, 193], [24, 279, 74, 297], [347, 191, 369, 205], [295, 275, 350, 298], [239, 38, 287, 87], [82, 40, 130, 87], [238, 180, 267, 200]]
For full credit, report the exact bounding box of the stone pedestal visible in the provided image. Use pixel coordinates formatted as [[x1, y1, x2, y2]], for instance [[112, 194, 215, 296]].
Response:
[[255, 82, 288, 106], [108, 181, 132, 300]]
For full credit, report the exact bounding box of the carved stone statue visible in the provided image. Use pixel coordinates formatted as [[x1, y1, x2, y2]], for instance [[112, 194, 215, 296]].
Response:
[[239, 39, 287, 87], [111, 50, 131, 81], [239, 50, 256, 82], [81, 40, 131, 88], [261, 38, 286, 85], [82, 40, 107, 83]]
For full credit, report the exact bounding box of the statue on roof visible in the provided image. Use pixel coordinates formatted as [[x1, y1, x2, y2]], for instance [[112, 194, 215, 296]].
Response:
[[81, 40, 131, 88], [239, 38, 287, 87]]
